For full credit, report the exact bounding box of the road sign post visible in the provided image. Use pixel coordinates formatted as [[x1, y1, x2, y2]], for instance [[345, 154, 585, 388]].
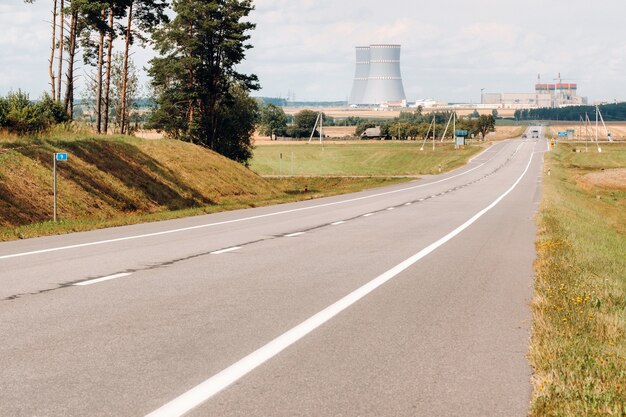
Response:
[[53, 153, 68, 222], [454, 130, 468, 149]]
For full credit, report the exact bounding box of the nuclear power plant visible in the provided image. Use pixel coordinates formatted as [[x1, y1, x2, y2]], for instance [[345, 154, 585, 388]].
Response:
[[482, 74, 587, 108], [349, 44, 407, 106]]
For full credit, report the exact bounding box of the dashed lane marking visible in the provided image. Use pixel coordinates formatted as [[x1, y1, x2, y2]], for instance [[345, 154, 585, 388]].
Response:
[[74, 273, 132, 287]]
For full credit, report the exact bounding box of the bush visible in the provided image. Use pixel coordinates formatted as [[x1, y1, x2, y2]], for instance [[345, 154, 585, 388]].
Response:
[[37, 93, 69, 126], [285, 126, 315, 139], [356, 122, 376, 136], [0, 91, 68, 135], [0, 96, 8, 126]]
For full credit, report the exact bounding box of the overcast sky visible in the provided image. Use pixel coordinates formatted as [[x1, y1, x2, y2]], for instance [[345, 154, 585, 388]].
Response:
[[1, 0, 624, 103]]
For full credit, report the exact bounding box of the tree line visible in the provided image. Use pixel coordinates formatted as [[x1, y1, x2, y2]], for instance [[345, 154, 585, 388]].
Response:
[[25, 0, 168, 135], [359, 110, 496, 140], [515, 102, 626, 121], [257, 106, 496, 141]]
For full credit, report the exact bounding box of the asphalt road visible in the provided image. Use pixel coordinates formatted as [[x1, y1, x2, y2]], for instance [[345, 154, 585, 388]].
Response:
[[0, 131, 547, 417]]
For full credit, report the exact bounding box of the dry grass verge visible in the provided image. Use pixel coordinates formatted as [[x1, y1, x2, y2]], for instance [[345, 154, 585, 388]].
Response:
[[530, 143, 626, 416]]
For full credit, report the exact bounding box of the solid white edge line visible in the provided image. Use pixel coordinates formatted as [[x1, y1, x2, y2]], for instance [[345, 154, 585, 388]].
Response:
[[210, 247, 242, 255], [144, 143, 536, 417], [73, 273, 132, 286], [362, 213, 374, 217], [284, 232, 305, 237], [330, 221, 345, 226], [0, 157, 495, 261]]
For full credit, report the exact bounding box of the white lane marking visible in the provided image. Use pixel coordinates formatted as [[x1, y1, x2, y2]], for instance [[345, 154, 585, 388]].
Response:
[[1, 154, 498, 261], [362, 213, 374, 217], [331, 221, 346, 226], [419, 198, 425, 201], [468, 142, 498, 163], [210, 247, 241, 255], [284, 232, 305, 237], [74, 273, 132, 287], [144, 144, 536, 417], [404, 203, 412, 206], [386, 207, 395, 211]]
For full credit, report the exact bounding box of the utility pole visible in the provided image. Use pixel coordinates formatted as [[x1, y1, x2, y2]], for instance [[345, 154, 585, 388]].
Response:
[[591, 107, 602, 153], [432, 115, 436, 151], [453, 112, 456, 149]]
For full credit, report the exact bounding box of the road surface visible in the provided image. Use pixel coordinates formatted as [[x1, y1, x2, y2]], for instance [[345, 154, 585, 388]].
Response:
[[0, 132, 546, 416]]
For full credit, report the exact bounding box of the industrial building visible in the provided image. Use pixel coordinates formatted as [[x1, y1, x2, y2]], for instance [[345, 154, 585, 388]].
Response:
[[482, 75, 587, 108], [349, 44, 407, 106]]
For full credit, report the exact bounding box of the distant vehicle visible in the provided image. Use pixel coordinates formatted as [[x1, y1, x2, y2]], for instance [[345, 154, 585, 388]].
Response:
[[522, 134, 527, 138]]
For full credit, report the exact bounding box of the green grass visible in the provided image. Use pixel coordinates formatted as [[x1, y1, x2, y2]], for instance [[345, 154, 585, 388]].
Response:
[[250, 142, 484, 176], [0, 135, 409, 241], [530, 143, 626, 416]]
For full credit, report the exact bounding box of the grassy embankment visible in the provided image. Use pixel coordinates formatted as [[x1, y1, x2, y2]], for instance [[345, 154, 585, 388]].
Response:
[[531, 143, 626, 416], [0, 134, 408, 241], [1, 132, 484, 241], [250, 142, 484, 176]]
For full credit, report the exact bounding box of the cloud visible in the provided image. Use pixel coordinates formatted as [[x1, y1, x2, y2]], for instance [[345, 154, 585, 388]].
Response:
[[2, 0, 626, 102]]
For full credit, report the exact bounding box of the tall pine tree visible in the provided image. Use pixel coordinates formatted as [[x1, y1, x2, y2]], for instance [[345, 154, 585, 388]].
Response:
[[119, 0, 168, 134], [149, 0, 259, 164]]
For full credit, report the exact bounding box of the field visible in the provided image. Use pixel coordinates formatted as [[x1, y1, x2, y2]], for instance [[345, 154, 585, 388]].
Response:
[[546, 122, 626, 141], [530, 143, 626, 416], [250, 142, 484, 176], [485, 125, 526, 141]]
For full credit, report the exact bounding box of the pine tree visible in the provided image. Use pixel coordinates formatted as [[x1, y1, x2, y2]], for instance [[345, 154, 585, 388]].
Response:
[[149, 0, 259, 163], [119, 0, 168, 134]]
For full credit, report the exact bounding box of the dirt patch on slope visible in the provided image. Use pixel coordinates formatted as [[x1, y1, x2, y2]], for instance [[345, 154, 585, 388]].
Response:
[[580, 168, 626, 190]]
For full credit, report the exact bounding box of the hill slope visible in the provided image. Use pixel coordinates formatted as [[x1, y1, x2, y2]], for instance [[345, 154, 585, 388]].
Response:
[[0, 137, 280, 229]]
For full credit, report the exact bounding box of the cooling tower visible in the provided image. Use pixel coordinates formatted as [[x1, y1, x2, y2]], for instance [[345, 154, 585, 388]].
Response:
[[348, 47, 370, 105], [349, 44, 406, 105]]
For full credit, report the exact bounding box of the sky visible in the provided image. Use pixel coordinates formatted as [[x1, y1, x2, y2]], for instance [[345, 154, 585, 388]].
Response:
[[1, 0, 625, 103]]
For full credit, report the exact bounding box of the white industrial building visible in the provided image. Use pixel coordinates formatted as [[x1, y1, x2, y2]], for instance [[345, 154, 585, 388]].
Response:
[[482, 76, 587, 109]]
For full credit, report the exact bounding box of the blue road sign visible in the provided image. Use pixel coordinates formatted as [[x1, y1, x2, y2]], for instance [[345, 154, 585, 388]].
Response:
[[55, 153, 68, 161], [454, 130, 468, 137], [557, 132, 568, 137]]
